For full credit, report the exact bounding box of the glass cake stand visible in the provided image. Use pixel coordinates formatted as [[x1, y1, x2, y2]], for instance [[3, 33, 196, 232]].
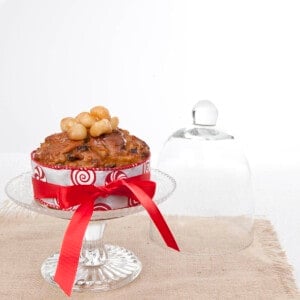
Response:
[[5, 169, 176, 293]]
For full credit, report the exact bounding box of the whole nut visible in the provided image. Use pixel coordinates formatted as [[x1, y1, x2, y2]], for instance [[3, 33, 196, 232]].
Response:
[[67, 123, 87, 140], [76, 112, 96, 128], [60, 117, 78, 132], [90, 119, 112, 137], [110, 116, 119, 130], [90, 106, 111, 120]]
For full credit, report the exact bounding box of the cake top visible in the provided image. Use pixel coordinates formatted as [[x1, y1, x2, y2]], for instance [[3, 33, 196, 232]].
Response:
[[33, 105, 150, 168]]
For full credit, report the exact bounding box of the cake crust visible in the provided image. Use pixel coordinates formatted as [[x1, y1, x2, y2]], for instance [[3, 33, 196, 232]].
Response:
[[33, 128, 150, 168]]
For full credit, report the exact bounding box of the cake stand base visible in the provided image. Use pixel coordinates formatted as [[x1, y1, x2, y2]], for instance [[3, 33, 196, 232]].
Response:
[[41, 244, 142, 293]]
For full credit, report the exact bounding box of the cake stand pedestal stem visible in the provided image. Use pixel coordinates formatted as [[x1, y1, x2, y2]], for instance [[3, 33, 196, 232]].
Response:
[[80, 221, 108, 266]]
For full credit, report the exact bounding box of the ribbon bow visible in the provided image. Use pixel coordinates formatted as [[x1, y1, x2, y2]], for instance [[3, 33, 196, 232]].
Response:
[[32, 174, 179, 296]]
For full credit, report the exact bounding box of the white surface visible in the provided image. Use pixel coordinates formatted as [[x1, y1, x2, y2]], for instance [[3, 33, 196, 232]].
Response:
[[0, 0, 299, 289]]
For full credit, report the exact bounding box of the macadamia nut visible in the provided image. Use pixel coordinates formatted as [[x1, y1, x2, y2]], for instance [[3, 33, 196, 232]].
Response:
[[76, 112, 96, 128], [90, 119, 112, 137], [90, 105, 111, 120], [60, 117, 78, 132], [67, 123, 87, 140], [110, 116, 119, 130]]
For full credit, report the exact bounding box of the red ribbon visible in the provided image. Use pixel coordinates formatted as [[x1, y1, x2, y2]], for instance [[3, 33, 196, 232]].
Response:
[[32, 174, 179, 296]]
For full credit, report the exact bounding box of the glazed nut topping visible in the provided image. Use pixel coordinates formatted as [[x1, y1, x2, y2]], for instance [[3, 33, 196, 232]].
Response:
[[90, 119, 112, 137], [60, 106, 119, 140], [110, 116, 119, 130], [67, 123, 87, 140], [90, 105, 110, 120], [75, 112, 96, 128], [60, 117, 78, 132]]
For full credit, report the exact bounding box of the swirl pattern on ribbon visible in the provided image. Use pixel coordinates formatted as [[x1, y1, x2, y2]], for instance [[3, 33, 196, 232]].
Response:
[[34, 166, 47, 182], [105, 170, 127, 185], [128, 197, 140, 207], [71, 170, 96, 185], [93, 202, 112, 211]]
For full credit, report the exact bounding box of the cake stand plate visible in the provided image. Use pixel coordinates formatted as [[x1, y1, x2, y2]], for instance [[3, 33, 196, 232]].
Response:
[[5, 169, 176, 294]]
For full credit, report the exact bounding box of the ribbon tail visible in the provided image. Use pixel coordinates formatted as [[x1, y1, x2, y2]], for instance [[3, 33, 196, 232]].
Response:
[[123, 182, 180, 252], [54, 200, 94, 296]]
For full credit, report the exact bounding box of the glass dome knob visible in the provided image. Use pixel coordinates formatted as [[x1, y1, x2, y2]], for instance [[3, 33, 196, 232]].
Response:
[[192, 100, 218, 126]]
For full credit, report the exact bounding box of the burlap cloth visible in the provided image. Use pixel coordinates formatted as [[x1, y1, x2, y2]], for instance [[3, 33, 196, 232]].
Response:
[[0, 213, 299, 300]]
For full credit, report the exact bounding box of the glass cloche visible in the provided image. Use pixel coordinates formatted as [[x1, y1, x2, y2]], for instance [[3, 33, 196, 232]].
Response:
[[150, 100, 254, 254]]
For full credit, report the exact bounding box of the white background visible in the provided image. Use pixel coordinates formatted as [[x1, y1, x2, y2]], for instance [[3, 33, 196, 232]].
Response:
[[0, 0, 299, 288]]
